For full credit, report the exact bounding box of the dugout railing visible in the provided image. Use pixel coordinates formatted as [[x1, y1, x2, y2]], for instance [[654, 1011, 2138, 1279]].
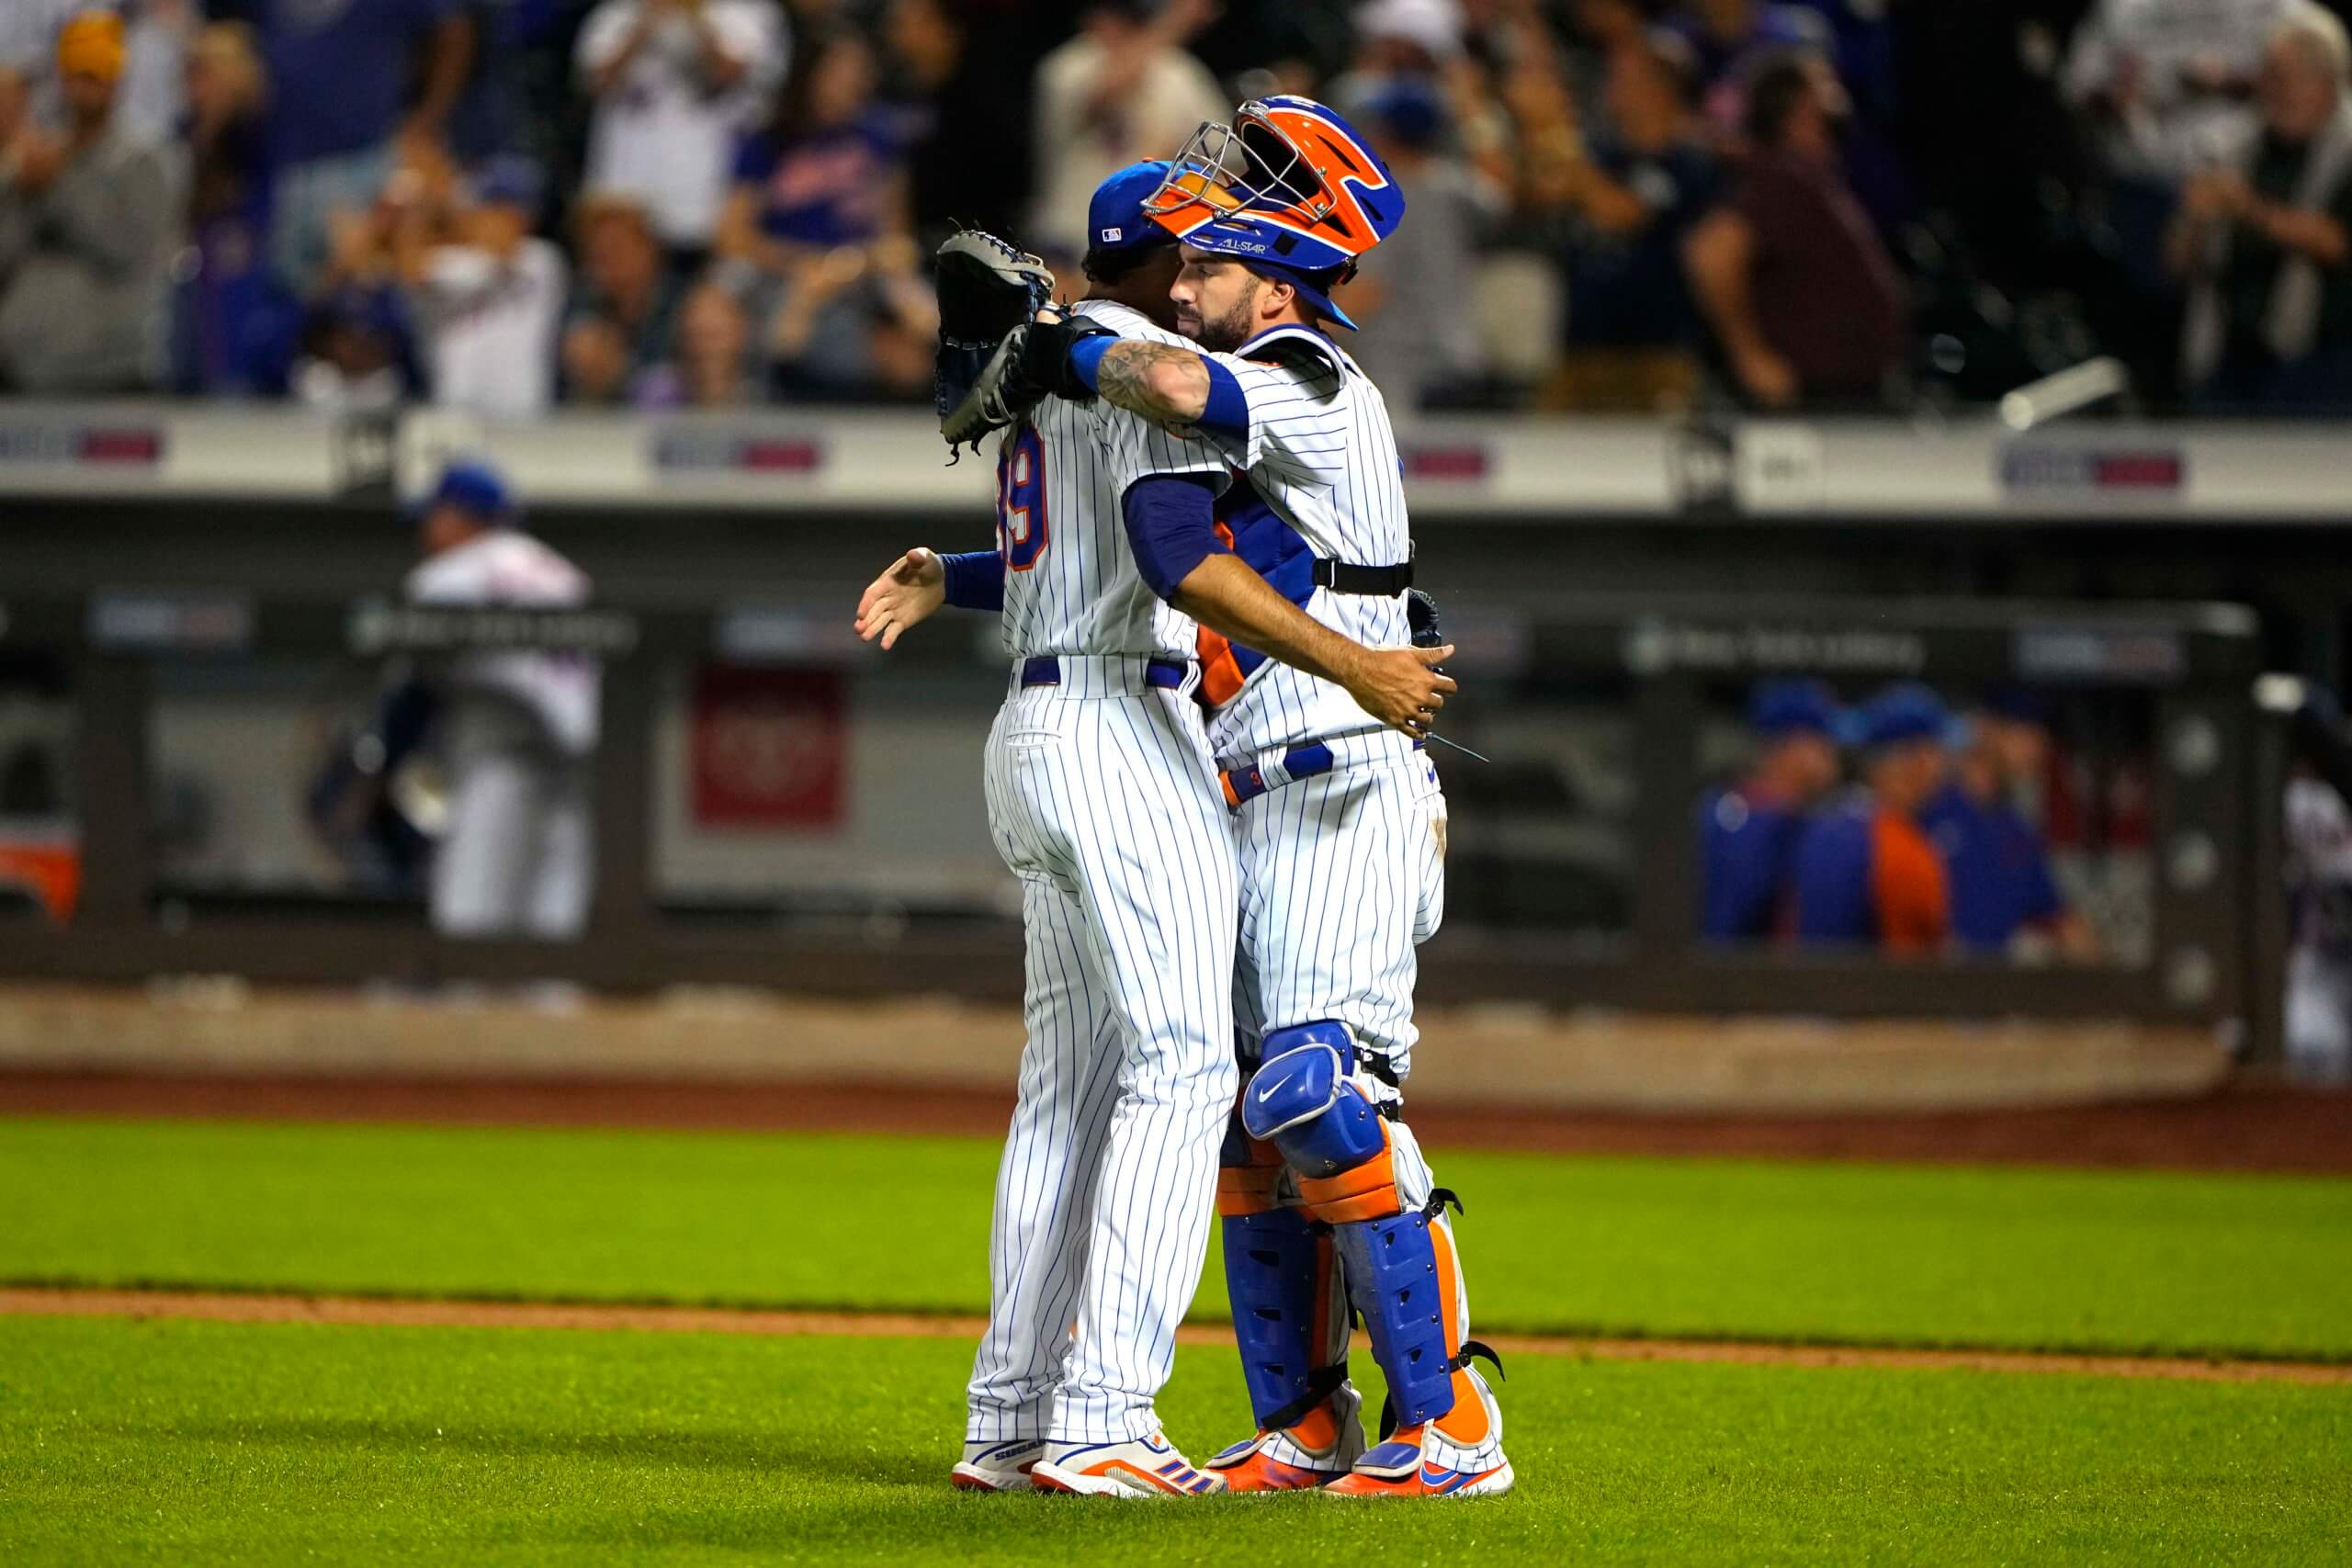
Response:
[[0, 587, 2281, 1056]]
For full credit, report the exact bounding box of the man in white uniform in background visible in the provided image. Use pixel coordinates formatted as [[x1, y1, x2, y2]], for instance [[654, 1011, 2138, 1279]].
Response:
[[854, 161, 1454, 1498], [404, 459, 598, 939]]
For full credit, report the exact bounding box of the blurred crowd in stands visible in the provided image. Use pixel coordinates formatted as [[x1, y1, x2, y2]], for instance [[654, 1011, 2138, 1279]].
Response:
[[6, 0, 2352, 416]]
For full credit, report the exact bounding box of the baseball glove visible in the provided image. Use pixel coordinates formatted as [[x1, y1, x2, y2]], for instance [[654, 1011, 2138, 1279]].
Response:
[[934, 229, 1058, 452]]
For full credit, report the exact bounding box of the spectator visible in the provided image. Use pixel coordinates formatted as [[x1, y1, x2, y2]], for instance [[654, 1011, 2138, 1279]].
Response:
[[577, 0, 787, 265], [1682, 51, 1904, 408], [251, 0, 469, 296], [1920, 694, 2101, 962], [176, 20, 290, 394], [288, 283, 416, 411], [290, 143, 437, 408], [2171, 7, 2352, 410], [1344, 77, 1495, 412], [1560, 0, 1654, 132], [1662, 0, 1830, 141], [718, 28, 909, 270], [408, 155, 567, 418], [886, 0, 1037, 243], [1028, 1, 1224, 258], [560, 191, 679, 404], [639, 280, 757, 406], [0, 11, 178, 393], [718, 27, 929, 391], [2066, 0, 2301, 177], [1791, 683, 1951, 955], [1539, 30, 1720, 410], [1698, 679, 1844, 942], [763, 239, 938, 399], [1, 0, 192, 148]]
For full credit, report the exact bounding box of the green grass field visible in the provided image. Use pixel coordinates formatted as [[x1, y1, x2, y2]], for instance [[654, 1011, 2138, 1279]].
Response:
[[5, 1317, 2346, 1566], [5, 1118, 2348, 1357], [4, 1114, 2348, 1563]]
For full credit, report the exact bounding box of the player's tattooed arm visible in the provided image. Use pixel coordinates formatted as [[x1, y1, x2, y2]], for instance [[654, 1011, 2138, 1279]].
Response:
[[1174, 555, 1456, 739], [1093, 340, 1212, 426]]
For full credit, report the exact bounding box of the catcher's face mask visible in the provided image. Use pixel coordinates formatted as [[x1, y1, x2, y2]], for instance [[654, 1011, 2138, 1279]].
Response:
[[1146, 95, 1405, 275]]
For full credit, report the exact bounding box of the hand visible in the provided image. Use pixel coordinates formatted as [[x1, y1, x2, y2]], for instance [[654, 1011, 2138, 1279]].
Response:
[[1342, 644, 1458, 739], [2208, 171, 2256, 220], [1733, 344, 1799, 409], [1017, 308, 1114, 401], [855, 548, 947, 650], [6, 130, 65, 193]]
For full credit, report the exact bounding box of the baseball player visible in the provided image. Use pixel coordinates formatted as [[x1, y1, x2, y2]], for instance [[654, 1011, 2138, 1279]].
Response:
[[399, 460, 598, 939], [1006, 96, 1511, 1498], [855, 163, 1454, 1498], [2285, 686, 2352, 1085]]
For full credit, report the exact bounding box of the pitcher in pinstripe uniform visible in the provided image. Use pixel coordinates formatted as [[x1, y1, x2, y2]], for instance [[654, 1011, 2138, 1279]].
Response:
[[1023, 97, 1513, 1498], [855, 162, 1455, 1498]]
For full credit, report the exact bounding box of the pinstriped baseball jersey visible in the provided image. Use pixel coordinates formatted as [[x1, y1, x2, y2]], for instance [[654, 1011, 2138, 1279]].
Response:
[[994, 299, 1232, 660], [1190, 324, 1415, 762]]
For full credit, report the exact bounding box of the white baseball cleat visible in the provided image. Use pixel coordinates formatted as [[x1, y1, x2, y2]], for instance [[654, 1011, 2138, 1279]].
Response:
[[950, 1438, 1044, 1492], [1030, 1431, 1228, 1497]]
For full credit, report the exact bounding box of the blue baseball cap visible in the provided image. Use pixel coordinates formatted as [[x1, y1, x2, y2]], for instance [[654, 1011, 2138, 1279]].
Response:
[[413, 459, 514, 525], [1854, 683, 1953, 750], [1088, 160, 1179, 254], [1747, 678, 1842, 739]]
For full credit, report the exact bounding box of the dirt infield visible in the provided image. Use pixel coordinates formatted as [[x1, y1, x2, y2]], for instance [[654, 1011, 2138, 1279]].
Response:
[[5, 1286, 2344, 1386], [5, 1068, 2349, 1173]]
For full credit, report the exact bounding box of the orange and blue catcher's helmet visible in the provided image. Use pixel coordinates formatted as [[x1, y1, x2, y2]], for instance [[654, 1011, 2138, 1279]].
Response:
[[1144, 95, 1405, 297]]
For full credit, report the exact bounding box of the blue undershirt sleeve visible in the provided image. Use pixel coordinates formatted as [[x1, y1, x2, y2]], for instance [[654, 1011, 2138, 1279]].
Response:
[[1123, 473, 1227, 603], [939, 550, 1006, 612], [1069, 333, 1114, 390], [1068, 340, 1246, 439], [1196, 358, 1248, 437]]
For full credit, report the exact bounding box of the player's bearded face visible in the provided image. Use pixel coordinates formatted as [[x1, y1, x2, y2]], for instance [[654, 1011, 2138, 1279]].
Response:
[[1172, 257, 1261, 353]]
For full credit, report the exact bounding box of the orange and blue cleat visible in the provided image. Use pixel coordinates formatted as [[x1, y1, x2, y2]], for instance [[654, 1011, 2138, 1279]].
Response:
[[1322, 1374, 1512, 1500], [1204, 1390, 1364, 1493]]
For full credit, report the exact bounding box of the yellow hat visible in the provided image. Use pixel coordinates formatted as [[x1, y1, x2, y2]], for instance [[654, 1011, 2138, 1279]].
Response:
[[57, 10, 128, 85]]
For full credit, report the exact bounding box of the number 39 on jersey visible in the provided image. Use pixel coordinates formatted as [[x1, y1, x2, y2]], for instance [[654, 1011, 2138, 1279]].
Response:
[[997, 427, 1048, 571]]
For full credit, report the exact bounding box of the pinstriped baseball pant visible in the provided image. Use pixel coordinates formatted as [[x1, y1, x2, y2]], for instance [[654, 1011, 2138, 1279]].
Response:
[[1232, 751, 1448, 1082], [966, 669, 1240, 1445]]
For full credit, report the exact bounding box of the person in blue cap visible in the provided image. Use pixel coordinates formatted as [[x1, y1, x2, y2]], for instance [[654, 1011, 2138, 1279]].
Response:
[[399, 457, 598, 940], [1698, 678, 1845, 942], [1790, 682, 1954, 954], [1918, 691, 2099, 961]]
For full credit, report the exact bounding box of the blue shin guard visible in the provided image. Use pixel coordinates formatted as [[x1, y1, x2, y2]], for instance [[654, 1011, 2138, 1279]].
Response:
[[1221, 1205, 1347, 1430], [1331, 1203, 1459, 1429]]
